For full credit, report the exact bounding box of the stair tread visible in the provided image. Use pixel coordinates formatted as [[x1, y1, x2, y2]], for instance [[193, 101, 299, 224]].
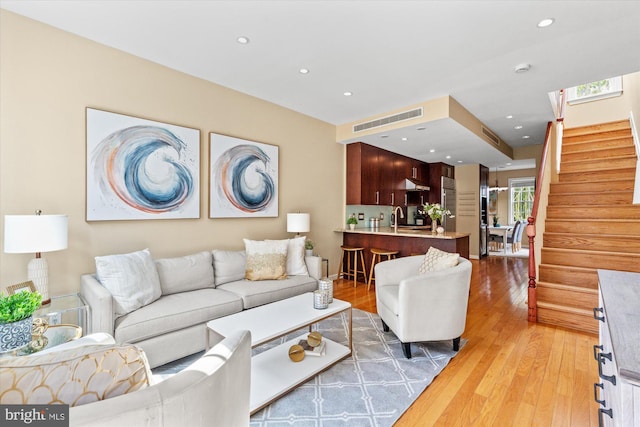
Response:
[[537, 281, 598, 294], [537, 301, 594, 315]]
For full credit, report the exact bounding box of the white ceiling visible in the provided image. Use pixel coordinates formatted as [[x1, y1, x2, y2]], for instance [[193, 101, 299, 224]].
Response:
[[2, 1, 639, 170]]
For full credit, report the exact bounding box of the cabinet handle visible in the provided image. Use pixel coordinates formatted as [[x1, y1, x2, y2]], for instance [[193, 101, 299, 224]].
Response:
[[598, 408, 613, 427], [593, 382, 606, 406], [391, 193, 394, 205], [597, 352, 617, 385], [593, 307, 605, 322], [376, 191, 379, 205], [593, 344, 604, 361]]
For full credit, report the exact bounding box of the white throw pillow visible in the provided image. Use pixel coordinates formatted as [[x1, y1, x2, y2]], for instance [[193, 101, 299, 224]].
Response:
[[155, 251, 215, 294], [244, 239, 288, 281], [266, 236, 309, 276], [212, 250, 246, 285], [95, 248, 162, 316], [418, 247, 460, 274]]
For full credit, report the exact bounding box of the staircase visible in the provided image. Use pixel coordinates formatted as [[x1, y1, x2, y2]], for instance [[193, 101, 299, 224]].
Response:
[[537, 119, 640, 334]]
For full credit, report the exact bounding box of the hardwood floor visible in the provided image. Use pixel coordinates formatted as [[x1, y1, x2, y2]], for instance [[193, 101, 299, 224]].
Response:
[[333, 256, 600, 426]]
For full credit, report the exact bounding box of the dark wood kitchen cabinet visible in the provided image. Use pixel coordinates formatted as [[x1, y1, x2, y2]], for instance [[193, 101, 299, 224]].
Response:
[[347, 142, 430, 206], [427, 162, 455, 204]]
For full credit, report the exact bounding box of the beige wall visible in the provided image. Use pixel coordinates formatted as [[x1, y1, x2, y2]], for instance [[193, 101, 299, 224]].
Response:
[[0, 11, 345, 295], [454, 164, 480, 258], [564, 72, 640, 129]]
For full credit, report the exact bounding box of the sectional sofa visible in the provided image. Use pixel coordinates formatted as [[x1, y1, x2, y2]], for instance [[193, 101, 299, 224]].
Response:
[[80, 237, 322, 368]]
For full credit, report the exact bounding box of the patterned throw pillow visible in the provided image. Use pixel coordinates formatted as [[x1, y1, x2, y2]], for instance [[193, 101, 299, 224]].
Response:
[[266, 236, 309, 276], [418, 247, 460, 274], [244, 239, 288, 280], [0, 343, 151, 407]]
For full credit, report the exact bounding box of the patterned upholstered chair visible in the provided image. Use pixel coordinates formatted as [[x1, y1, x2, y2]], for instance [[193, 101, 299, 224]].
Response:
[[0, 330, 251, 427]]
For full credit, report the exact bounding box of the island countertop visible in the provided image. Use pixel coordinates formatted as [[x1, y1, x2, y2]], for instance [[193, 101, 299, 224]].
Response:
[[336, 227, 470, 260], [335, 226, 470, 240]]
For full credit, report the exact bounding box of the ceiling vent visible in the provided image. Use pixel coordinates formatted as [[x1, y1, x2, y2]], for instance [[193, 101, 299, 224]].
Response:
[[353, 108, 423, 133], [481, 126, 501, 146]]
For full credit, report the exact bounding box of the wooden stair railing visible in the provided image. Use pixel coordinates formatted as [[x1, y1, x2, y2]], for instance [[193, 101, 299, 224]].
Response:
[[527, 88, 565, 323], [527, 121, 553, 322]]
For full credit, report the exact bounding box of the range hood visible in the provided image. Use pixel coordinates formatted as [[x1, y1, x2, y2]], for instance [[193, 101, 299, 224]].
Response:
[[405, 178, 430, 191]]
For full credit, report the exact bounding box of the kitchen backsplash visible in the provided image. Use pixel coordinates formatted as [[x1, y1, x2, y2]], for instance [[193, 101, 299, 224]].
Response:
[[345, 205, 422, 228]]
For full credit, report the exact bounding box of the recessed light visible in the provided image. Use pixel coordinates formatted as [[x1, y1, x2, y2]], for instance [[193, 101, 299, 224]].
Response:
[[343, 91, 353, 97], [514, 125, 523, 130], [299, 68, 309, 74], [537, 18, 555, 28], [506, 115, 513, 119], [429, 149, 436, 153], [457, 160, 463, 163], [401, 137, 408, 141], [236, 36, 250, 44], [522, 135, 530, 139], [514, 63, 531, 73], [445, 155, 451, 159]]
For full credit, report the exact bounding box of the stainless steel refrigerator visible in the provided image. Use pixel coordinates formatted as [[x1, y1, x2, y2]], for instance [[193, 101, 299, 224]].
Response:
[[441, 176, 456, 232]]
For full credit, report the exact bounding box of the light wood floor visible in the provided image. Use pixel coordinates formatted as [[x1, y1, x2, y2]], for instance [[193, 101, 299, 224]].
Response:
[[333, 256, 600, 426]]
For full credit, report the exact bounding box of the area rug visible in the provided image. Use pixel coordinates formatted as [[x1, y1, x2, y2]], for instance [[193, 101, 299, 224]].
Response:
[[153, 309, 463, 427]]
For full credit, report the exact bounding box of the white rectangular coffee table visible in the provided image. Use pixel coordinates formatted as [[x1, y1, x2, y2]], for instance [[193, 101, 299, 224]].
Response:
[[206, 292, 352, 414]]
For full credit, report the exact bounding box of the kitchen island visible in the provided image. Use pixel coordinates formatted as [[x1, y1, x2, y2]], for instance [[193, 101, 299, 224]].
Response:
[[336, 226, 470, 261]]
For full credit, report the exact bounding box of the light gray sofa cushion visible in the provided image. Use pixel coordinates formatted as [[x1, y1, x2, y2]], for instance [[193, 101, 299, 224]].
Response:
[[155, 251, 215, 295], [212, 250, 246, 285], [114, 288, 242, 344], [217, 275, 318, 309]]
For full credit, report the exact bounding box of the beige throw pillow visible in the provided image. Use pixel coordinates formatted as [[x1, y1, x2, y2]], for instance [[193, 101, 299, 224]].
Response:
[[244, 239, 288, 280], [266, 236, 309, 276], [418, 247, 460, 274]]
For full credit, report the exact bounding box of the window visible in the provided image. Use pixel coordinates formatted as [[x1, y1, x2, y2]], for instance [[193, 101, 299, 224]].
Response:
[[508, 177, 535, 224], [567, 76, 622, 105]]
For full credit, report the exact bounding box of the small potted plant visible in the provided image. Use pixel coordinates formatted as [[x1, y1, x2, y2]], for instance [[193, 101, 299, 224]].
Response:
[[492, 215, 500, 227], [305, 239, 314, 256], [0, 290, 43, 352], [347, 215, 358, 230]]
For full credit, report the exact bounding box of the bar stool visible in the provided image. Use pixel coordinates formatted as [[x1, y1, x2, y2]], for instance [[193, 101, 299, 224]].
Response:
[[367, 248, 399, 290], [337, 246, 366, 287]]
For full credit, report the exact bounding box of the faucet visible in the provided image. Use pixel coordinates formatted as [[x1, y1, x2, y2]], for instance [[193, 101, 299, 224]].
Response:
[[393, 206, 404, 233]]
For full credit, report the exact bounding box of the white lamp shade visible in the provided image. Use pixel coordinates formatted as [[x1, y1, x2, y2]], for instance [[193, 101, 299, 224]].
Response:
[[4, 214, 68, 254], [287, 213, 310, 233]]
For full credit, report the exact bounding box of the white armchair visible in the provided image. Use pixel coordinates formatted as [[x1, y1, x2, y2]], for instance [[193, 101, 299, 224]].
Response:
[[375, 255, 472, 358]]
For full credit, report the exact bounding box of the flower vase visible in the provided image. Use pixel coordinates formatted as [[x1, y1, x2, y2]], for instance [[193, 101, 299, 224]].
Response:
[[431, 218, 439, 234]]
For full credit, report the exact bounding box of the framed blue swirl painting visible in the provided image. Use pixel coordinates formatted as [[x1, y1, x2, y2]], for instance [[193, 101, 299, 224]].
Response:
[[86, 108, 200, 221], [209, 133, 279, 218]]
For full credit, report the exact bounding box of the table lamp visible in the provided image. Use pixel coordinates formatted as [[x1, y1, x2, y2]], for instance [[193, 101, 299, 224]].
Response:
[[287, 213, 310, 236], [4, 210, 68, 305]]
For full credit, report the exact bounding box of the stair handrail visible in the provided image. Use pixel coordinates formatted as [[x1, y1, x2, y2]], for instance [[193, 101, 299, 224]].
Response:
[[527, 121, 553, 322]]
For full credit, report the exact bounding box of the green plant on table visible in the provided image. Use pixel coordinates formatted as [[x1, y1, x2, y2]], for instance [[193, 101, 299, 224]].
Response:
[[305, 239, 314, 250], [0, 291, 42, 324], [346, 215, 358, 225]]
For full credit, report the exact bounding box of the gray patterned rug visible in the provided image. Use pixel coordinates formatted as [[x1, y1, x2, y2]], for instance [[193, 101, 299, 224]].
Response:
[[154, 309, 463, 427]]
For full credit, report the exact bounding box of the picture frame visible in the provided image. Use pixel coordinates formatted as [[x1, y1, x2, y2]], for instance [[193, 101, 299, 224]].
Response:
[[209, 133, 279, 218], [6, 281, 36, 295], [86, 108, 201, 221]]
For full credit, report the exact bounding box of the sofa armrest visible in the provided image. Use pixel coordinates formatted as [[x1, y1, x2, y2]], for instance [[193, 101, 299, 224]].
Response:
[[305, 255, 322, 280], [80, 274, 115, 336]]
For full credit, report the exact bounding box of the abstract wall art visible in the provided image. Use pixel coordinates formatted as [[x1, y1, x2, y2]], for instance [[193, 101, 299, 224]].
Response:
[[209, 133, 278, 218], [86, 108, 200, 221]]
